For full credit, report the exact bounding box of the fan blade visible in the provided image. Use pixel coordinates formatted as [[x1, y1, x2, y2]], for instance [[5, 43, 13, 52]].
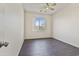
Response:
[[49, 8, 54, 10], [46, 3, 56, 6], [46, 3, 49, 6], [51, 3, 56, 6]]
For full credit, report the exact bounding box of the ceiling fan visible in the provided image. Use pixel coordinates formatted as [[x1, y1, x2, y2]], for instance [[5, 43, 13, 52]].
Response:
[[40, 3, 56, 12]]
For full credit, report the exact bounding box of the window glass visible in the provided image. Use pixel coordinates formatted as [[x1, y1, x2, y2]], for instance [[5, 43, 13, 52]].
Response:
[[34, 16, 46, 31]]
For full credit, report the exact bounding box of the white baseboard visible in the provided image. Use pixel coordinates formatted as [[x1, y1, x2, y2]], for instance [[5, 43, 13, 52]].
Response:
[[53, 37, 79, 48]]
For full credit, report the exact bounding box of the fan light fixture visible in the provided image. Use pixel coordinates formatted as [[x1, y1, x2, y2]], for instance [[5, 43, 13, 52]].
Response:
[[40, 3, 56, 12]]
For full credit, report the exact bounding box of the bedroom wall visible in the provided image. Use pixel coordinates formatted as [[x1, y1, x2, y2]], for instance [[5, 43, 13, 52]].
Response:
[[24, 11, 52, 39], [52, 4, 79, 48]]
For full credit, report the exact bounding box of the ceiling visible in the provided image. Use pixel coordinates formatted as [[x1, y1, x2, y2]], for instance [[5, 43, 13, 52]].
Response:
[[23, 3, 70, 15]]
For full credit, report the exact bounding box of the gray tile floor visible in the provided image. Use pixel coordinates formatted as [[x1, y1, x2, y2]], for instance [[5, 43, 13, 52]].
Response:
[[19, 38, 79, 56]]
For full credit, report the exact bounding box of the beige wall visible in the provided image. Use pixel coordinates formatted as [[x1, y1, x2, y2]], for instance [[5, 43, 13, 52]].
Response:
[[24, 11, 52, 39], [52, 4, 79, 48]]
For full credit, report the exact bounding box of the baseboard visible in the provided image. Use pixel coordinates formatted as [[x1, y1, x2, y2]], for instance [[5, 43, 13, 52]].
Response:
[[52, 37, 79, 48], [24, 37, 53, 40]]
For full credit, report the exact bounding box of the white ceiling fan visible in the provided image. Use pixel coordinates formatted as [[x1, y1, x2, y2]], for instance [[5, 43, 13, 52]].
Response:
[[40, 3, 56, 12]]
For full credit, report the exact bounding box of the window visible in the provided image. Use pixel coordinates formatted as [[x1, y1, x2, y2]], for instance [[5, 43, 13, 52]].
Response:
[[33, 16, 46, 32]]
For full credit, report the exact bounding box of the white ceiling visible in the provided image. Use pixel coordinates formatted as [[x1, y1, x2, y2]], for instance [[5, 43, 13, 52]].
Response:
[[23, 3, 70, 15]]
